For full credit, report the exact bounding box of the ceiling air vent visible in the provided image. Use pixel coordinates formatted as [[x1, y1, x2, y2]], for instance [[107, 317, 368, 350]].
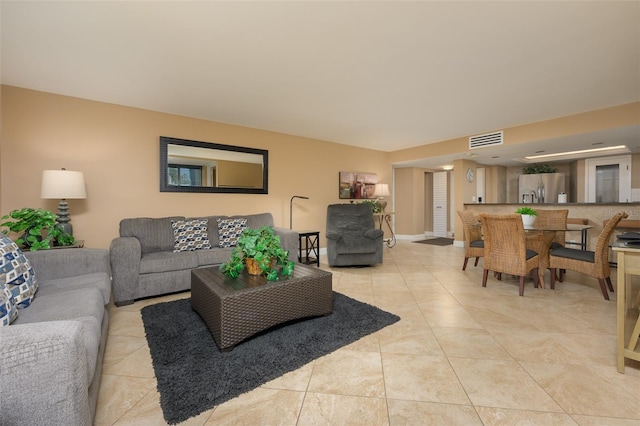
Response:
[[469, 131, 503, 149]]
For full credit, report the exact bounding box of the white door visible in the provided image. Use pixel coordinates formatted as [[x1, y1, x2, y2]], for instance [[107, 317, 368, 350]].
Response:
[[433, 171, 447, 237], [586, 155, 632, 203]]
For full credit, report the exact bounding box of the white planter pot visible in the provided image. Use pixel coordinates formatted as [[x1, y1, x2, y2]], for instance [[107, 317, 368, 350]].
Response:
[[521, 214, 536, 226]]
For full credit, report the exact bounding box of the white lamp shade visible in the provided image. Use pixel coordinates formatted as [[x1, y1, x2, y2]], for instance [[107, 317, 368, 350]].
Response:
[[41, 170, 87, 199], [374, 183, 390, 197]]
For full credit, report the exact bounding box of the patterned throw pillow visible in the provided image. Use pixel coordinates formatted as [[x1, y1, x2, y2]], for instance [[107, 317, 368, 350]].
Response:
[[171, 219, 212, 252], [0, 235, 38, 309], [217, 218, 247, 248], [0, 282, 18, 326]]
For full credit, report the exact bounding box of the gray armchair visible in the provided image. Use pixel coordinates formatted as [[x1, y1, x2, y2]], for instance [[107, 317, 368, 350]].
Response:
[[326, 203, 384, 267]]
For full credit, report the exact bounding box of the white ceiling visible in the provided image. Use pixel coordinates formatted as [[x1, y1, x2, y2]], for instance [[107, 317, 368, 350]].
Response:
[[2, 1, 639, 168]]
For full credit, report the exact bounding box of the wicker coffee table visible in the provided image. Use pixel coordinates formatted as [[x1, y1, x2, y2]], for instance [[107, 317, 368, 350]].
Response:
[[191, 263, 333, 350]]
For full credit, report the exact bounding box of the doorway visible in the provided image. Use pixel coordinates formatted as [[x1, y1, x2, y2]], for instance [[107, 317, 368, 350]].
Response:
[[586, 155, 631, 203], [433, 171, 448, 237]]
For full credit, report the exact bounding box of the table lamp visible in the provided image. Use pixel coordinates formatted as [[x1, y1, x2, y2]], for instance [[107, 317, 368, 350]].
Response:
[[374, 183, 391, 212], [41, 168, 87, 236]]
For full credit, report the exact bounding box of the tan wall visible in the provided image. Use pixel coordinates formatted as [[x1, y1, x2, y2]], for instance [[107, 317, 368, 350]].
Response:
[[633, 153, 640, 188], [394, 167, 432, 236], [1, 86, 391, 249], [484, 165, 507, 204]]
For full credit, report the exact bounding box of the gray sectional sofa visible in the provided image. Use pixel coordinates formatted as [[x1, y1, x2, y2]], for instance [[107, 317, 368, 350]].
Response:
[[0, 248, 111, 426], [109, 213, 298, 306]]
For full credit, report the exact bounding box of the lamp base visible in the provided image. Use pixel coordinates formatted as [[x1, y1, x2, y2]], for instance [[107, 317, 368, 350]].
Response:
[[377, 198, 387, 212], [56, 199, 74, 237]]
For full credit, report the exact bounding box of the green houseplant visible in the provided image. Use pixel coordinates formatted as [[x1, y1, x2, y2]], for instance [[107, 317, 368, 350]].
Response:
[[220, 225, 295, 281], [1, 207, 75, 250], [515, 206, 538, 226], [522, 164, 557, 174], [359, 199, 382, 213], [515, 206, 538, 216]]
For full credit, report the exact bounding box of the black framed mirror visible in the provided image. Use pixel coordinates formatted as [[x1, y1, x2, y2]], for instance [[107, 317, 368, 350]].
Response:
[[159, 136, 268, 194]]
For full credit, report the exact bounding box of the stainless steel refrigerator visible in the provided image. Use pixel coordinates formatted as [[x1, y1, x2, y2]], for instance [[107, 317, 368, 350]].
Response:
[[518, 173, 566, 204]]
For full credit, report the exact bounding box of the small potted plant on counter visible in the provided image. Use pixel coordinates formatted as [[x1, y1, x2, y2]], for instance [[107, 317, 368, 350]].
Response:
[[515, 206, 538, 226], [220, 225, 295, 281]]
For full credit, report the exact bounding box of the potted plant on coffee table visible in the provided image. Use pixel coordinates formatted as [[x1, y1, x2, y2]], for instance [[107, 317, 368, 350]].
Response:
[[220, 225, 295, 281], [515, 206, 538, 226], [1, 207, 76, 250]]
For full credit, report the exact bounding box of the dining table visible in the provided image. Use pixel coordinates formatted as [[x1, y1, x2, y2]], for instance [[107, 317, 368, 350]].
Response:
[[472, 221, 594, 288]]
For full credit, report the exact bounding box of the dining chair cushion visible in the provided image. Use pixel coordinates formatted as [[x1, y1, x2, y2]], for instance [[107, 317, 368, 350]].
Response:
[[550, 247, 594, 263], [550, 241, 564, 250], [525, 249, 538, 260], [470, 240, 484, 248]]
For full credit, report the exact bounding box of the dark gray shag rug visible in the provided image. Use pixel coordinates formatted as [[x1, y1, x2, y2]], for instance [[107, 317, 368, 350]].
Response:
[[141, 292, 400, 424], [413, 237, 454, 246]]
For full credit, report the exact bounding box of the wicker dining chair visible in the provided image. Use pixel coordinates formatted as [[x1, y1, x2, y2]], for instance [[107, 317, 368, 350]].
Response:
[[457, 210, 484, 270], [479, 213, 539, 296], [549, 211, 628, 300], [532, 209, 569, 249]]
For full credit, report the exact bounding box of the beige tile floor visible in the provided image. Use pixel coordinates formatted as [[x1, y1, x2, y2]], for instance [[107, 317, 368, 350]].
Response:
[[95, 241, 640, 425]]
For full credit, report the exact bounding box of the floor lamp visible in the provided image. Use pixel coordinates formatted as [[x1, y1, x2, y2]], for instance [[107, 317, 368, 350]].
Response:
[[290, 195, 309, 229], [41, 168, 87, 236]]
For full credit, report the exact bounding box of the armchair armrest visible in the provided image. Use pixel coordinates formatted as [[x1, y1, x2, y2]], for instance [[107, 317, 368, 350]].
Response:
[[109, 237, 141, 306], [24, 248, 109, 281], [364, 229, 384, 239], [326, 232, 342, 241], [0, 321, 91, 425]]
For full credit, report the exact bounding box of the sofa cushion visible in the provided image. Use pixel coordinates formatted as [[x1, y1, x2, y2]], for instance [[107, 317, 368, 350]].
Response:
[[14, 287, 104, 325], [217, 218, 247, 248], [120, 216, 185, 254], [194, 246, 235, 267], [171, 219, 212, 252], [0, 235, 38, 308], [190, 216, 227, 248], [139, 251, 199, 274], [0, 282, 18, 326], [35, 272, 112, 306], [243, 213, 275, 229]]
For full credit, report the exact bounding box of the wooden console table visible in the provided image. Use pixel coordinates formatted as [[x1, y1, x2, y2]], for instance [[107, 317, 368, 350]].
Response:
[[374, 212, 396, 248]]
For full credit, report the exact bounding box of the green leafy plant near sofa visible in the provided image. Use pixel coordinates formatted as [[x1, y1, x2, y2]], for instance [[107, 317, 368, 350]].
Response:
[[1, 207, 75, 250], [220, 226, 295, 281]]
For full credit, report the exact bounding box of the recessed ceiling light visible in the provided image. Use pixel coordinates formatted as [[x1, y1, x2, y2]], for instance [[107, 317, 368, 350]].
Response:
[[524, 145, 628, 160], [442, 164, 454, 171]]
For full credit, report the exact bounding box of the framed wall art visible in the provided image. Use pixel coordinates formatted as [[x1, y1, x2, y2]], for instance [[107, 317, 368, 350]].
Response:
[[338, 171, 378, 199]]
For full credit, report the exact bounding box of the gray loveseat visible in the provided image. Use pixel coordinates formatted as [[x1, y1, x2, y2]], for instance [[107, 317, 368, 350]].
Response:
[[110, 213, 298, 306], [0, 248, 111, 426]]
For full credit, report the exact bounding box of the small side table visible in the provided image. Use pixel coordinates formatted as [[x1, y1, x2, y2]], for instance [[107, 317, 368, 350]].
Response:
[[297, 231, 320, 267], [613, 243, 640, 373], [373, 212, 396, 248]]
